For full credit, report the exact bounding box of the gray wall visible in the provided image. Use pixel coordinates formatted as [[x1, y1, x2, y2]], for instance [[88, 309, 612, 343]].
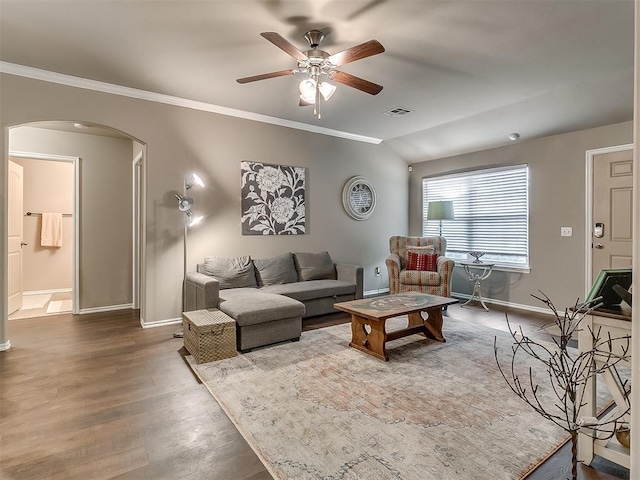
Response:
[[9, 126, 134, 309], [0, 73, 407, 341], [409, 121, 633, 310]]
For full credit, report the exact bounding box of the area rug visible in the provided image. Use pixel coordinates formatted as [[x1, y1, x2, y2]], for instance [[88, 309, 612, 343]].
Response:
[[188, 317, 610, 480]]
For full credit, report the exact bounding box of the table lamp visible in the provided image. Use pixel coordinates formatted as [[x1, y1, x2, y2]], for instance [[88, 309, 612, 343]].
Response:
[[427, 200, 454, 236]]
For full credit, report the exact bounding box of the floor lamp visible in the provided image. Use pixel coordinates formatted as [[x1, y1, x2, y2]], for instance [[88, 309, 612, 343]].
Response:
[[173, 173, 204, 338], [427, 200, 454, 236]]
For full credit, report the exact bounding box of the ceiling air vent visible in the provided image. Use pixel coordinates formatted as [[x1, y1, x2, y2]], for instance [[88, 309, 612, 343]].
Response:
[[384, 107, 413, 117]]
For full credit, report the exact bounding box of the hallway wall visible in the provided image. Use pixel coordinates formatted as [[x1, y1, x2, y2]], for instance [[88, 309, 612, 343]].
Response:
[[9, 126, 134, 311]]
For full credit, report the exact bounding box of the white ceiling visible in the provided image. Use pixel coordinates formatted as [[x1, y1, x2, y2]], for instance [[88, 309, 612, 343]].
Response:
[[0, 0, 634, 161]]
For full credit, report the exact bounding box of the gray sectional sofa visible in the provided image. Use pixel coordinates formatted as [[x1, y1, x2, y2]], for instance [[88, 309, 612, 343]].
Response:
[[185, 251, 363, 352]]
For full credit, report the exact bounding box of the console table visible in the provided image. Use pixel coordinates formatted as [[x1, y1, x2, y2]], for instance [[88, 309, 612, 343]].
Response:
[[577, 306, 632, 469], [459, 261, 494, 311]]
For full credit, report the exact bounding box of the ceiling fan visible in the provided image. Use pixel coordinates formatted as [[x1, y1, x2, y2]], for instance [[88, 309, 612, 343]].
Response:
[[237, 30, 385, 119]]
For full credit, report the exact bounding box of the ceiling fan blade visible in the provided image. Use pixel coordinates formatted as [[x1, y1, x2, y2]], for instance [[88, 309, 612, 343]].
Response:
[[328, 40, 385, 67], [261, 32, 308, 61], [331, 71, 383, 95], [236, 69, 296, 84]]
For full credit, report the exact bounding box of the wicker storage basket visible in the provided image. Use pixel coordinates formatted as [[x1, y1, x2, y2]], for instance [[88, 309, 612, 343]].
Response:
[[183, 309, 237, 363]]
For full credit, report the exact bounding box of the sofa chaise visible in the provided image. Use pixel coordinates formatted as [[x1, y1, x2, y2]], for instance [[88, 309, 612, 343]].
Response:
[[185, 251, 363, 352]]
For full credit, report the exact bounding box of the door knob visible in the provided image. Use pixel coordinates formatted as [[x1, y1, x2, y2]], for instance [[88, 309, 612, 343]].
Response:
[[594, 243, 604, 249], [20, 242, 28, 246]]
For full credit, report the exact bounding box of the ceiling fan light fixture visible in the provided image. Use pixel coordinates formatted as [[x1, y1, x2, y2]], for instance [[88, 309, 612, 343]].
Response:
[[299, 79, 336, 104], [299, 78, 316, 94], [299, 78, 317, 104], [318, 81, 336, 101]]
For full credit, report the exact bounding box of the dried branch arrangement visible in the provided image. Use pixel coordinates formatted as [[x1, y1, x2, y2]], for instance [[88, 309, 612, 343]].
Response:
[[494, 292, 631, 480]]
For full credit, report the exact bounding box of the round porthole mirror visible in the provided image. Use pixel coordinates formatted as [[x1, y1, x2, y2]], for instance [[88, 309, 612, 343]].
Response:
[[342, 176, 376, 220]]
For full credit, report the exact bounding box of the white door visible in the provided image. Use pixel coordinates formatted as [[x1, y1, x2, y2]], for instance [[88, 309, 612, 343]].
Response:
[[8, 160, 24, 314], [592, 148, 633, 279]]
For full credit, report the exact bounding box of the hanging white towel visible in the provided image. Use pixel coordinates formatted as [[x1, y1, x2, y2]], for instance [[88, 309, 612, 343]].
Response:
[[41, 213, 63, 247]]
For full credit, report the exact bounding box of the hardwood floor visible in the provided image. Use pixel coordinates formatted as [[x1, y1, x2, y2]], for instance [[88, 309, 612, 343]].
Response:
[[1, 310, 269, 480], [0, 303, 630, 479]]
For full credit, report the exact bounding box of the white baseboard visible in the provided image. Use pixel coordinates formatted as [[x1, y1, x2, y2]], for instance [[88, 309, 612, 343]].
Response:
[[451, 292, 555, 316], [0, 340, 11, 351], [364, 288, 390, 297], [79, 303, 133, 315], [24, 288, 72, 296], [141, 317, 182, 329]]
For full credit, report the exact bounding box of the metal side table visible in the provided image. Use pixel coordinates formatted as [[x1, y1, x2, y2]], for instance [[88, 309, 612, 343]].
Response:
[[460, 261, 495, 311]]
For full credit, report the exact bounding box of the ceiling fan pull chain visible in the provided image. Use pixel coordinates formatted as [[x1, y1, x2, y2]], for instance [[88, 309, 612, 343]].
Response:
[[315, 83, 321, 119]]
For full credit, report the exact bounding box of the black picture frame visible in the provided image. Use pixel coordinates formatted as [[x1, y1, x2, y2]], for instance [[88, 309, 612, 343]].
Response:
[[240, 161, 306, 235]]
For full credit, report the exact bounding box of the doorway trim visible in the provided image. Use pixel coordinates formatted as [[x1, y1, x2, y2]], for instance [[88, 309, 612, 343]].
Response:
[[132, 148, 146, 325], [8, 151, 80, 314], [584, 143, 634, 298]]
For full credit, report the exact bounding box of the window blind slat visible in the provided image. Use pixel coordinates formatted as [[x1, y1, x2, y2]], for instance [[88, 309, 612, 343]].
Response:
[[423, 165, 529, 268]]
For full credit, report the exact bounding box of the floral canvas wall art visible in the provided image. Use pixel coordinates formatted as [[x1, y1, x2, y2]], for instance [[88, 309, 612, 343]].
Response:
[[241, 161, 306, 235]]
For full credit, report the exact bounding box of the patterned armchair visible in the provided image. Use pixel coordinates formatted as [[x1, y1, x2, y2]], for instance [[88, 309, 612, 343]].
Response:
[[385, 235, 455, 297]]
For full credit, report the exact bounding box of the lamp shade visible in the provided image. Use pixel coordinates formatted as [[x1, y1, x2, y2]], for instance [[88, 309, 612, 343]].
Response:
[[190, 173, 205, 188], [427, 200, 455, 221], [299, 79, 337, 105], [318, 82, 336, 101], [299, 79, 317, 104]]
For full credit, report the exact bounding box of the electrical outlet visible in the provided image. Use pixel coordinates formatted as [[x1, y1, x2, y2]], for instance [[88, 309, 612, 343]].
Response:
[[560, 226, 573, 237], [374, 266, 381, 276]]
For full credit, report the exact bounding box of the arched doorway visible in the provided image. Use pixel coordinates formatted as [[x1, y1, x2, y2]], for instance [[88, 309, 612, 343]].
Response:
[[3, 121, 145, 342]]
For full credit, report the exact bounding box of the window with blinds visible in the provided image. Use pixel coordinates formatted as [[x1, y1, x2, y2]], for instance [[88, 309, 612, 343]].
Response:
[[422, 165, 530, 270]]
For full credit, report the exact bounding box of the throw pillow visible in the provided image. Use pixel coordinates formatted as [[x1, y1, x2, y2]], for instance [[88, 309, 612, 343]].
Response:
[[253, 252, 298, 286], [403, 245, 435, 268], [202, 255, 257, 289], [293, 251, 336, 281], [406, 251, 438, 272]]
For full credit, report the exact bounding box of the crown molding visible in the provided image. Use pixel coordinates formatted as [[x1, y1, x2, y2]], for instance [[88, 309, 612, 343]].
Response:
[[0, 62, 383, 145]]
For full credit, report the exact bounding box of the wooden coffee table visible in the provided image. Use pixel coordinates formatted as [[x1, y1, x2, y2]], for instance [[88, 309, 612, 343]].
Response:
[[334, 292, 458, 361]]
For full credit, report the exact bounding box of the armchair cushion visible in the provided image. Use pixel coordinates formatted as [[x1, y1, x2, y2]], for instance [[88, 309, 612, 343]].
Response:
[[400, 270, 441, 286], [390, 236, 444, 269], [406, 252, 438, 272]]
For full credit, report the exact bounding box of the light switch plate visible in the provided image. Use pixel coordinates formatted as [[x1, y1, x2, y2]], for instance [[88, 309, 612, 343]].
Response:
[[561, 226, 573, 237]]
